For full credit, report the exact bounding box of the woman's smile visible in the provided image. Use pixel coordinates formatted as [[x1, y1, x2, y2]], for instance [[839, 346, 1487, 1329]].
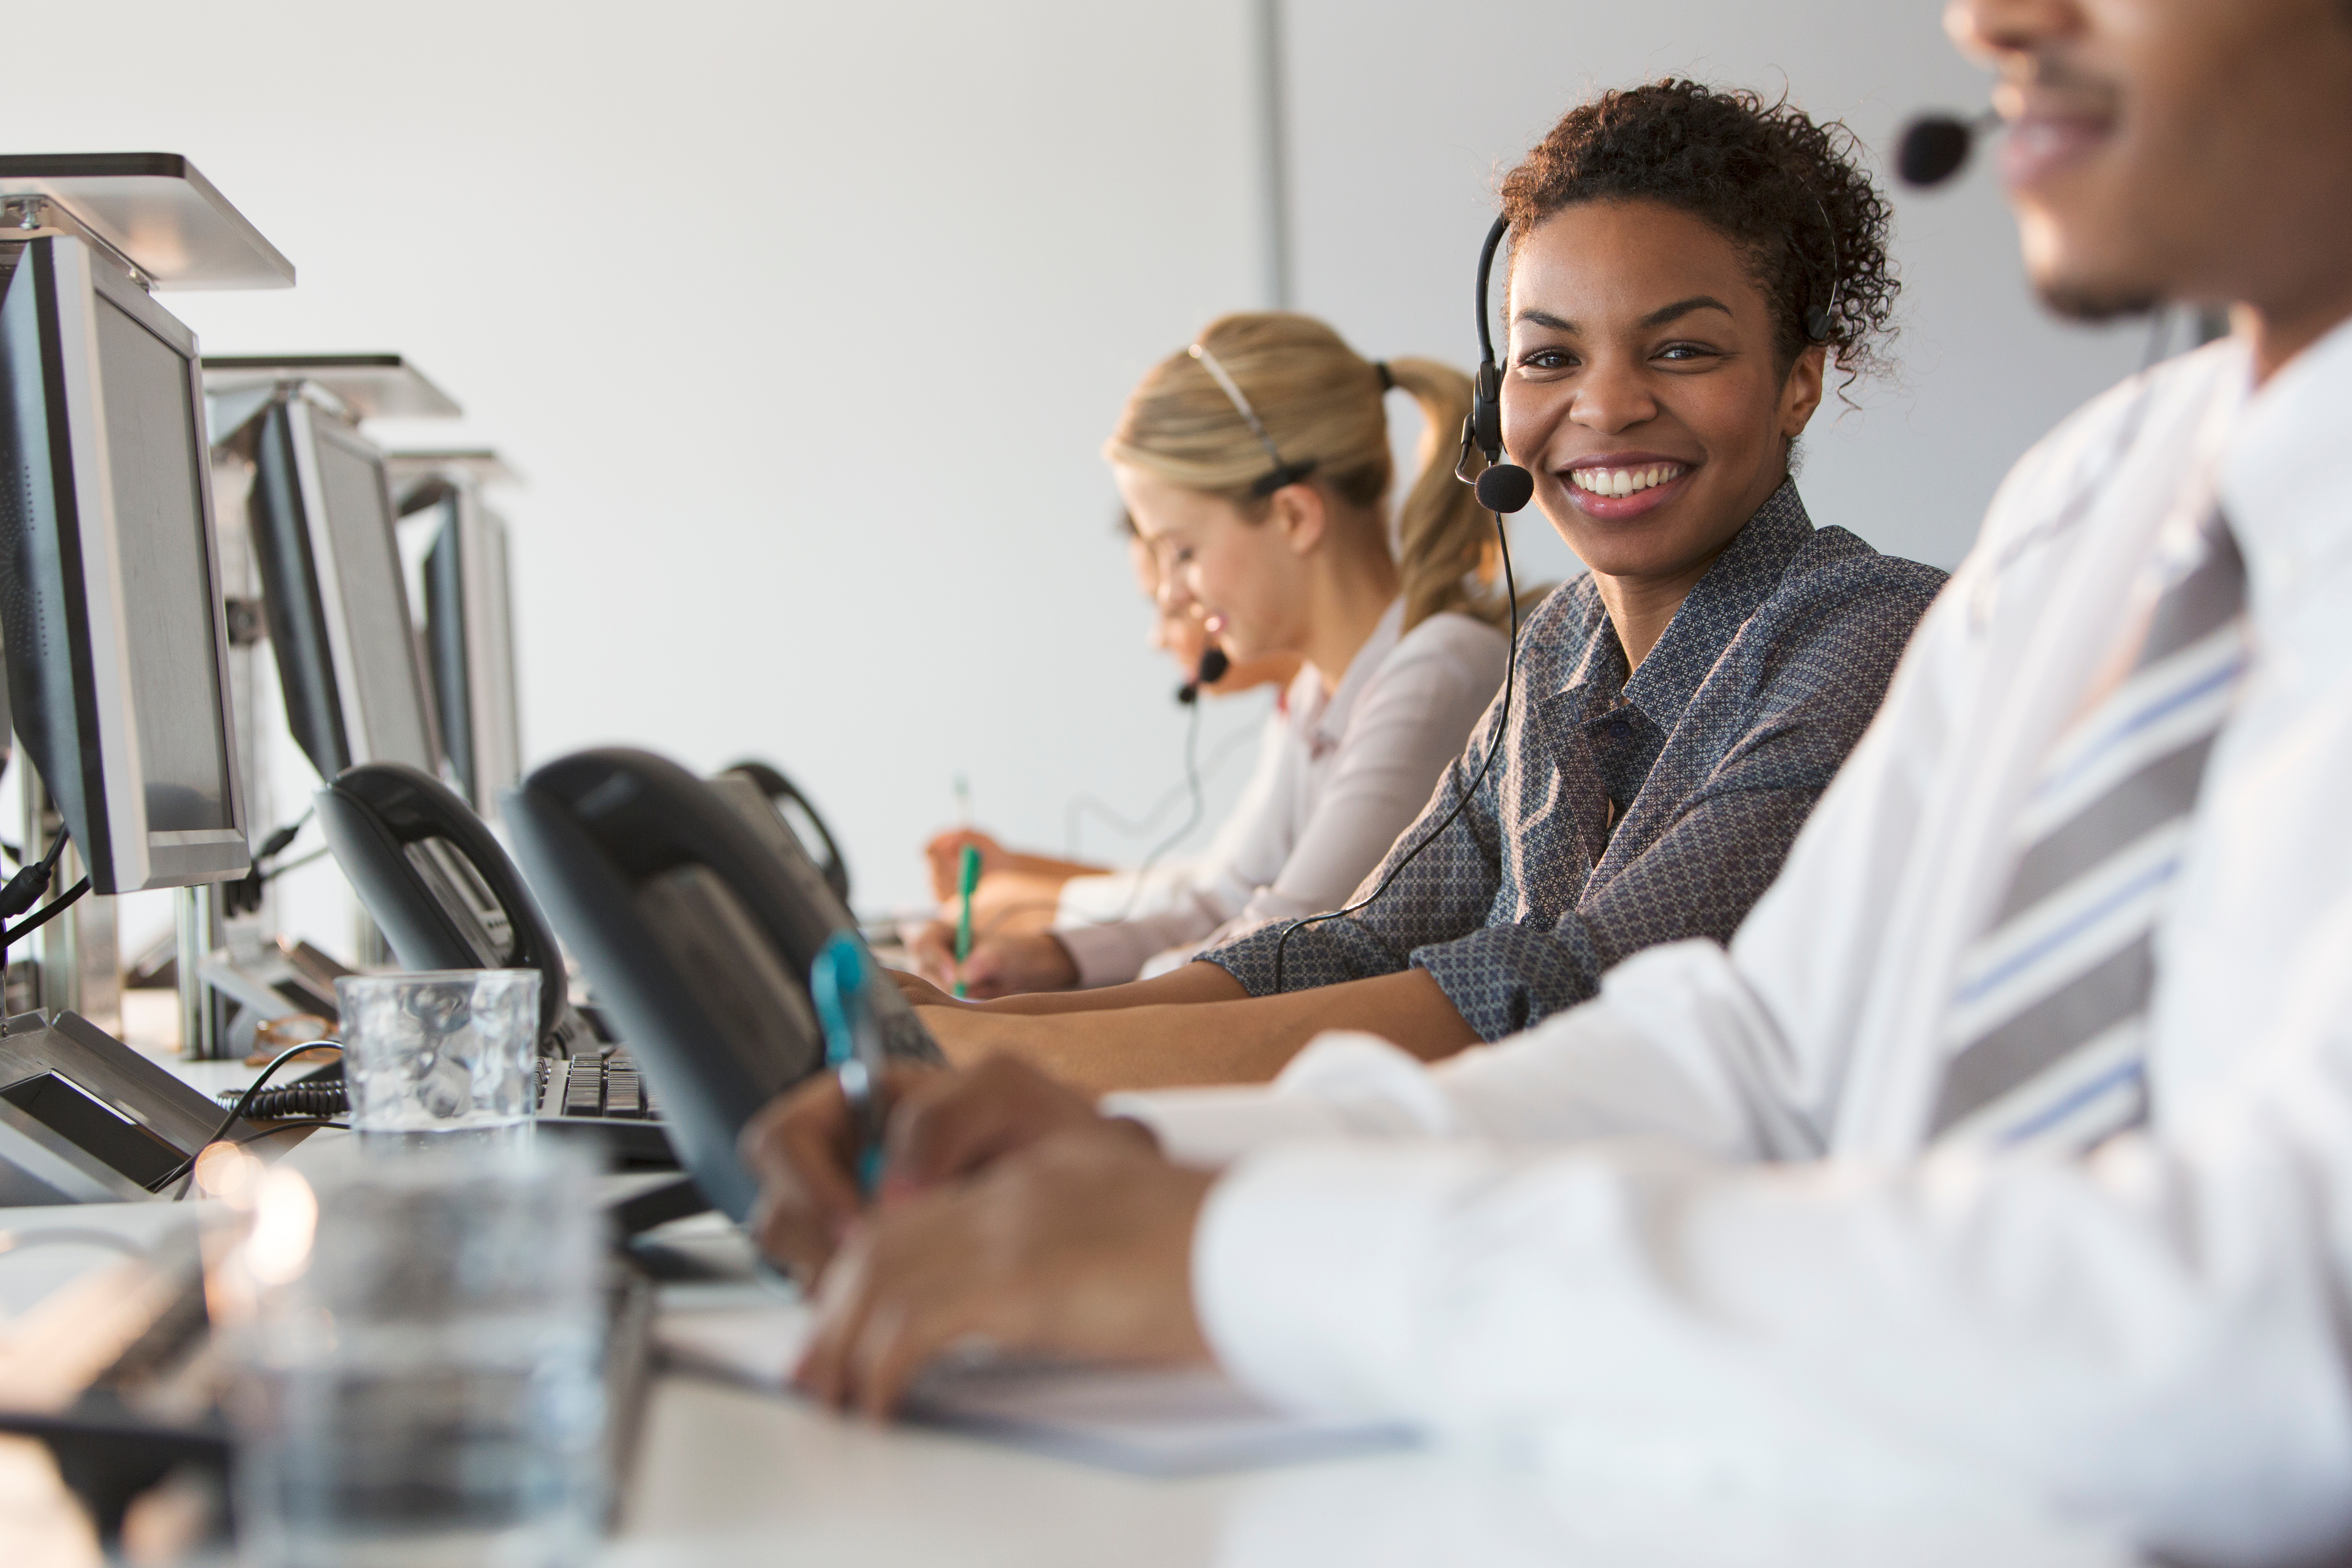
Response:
[[1560, 453, 1698, 520]]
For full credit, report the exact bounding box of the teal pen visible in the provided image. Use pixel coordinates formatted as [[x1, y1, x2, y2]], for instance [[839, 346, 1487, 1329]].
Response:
[[811, 932, 888, 1194], [953, 841, 982, 998]]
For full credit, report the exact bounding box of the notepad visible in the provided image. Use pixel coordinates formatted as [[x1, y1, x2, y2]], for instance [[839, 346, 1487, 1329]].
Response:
[[655, 1298, 1417, 1477]]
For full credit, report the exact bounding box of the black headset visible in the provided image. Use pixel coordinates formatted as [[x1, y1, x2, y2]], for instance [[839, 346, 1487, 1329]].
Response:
[[1176, 646, 1230, 706], [1460, 215, 1537, 516], [1268, 190, 1845, 989], [1802, 194, 1842, 346]]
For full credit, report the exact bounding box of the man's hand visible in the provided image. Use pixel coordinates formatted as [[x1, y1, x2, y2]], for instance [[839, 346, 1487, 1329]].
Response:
[[794, 1126, 1215, 1418], [740, 1063, 935, 1280], [739, 1055, 1140, 1280]]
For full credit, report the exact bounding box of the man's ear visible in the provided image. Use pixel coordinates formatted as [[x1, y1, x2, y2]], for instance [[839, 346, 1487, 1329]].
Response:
[[1269, 482, 1328, 556], [1780, 343, 1828, 438]]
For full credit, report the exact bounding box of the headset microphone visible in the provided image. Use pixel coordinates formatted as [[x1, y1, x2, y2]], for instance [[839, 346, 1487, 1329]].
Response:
[[1176, 645, 1229, 705], [1896, 108, 2004, 188]]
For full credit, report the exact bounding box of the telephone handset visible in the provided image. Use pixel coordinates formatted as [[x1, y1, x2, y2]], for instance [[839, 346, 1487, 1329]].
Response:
[[313, 761, 591, 1058], [720, 758, 850, 906], [506, 747, 942, 1221]]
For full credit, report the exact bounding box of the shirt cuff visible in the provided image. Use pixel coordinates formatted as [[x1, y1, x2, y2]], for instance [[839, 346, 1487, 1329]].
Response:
[[1412, 922, 1598, 1041], [1101, 1086, 1353, 1168], [1051, 920, 1149, 989], [1193, 1141, 1475, 1417]]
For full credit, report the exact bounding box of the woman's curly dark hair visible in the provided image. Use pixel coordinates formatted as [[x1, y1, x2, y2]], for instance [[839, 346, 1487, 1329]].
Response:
[[1500, 80, 1898, 391]]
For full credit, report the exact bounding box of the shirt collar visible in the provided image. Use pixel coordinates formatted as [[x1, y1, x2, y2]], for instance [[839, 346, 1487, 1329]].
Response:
[[1555, 479, 1816, 729], [1295, 596, 1406, 755], [2217, 318, 2348, 621]]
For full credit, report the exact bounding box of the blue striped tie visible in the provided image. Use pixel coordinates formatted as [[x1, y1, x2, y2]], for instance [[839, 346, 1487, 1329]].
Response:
[[1930, 507, 2248, 1152]]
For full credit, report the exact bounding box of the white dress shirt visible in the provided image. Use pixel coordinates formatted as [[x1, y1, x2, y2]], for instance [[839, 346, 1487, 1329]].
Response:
[[1054, 600, 1507, 987], [1111, 326, 2352, 1565]]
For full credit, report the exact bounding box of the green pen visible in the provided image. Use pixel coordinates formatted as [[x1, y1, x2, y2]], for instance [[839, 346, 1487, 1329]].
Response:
[[953, 841, 982, 998]]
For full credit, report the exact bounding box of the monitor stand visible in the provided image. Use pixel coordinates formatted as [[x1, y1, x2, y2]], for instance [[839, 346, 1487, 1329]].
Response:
[[0, 154, 293, 292], [194, 929, 348, 1060], [0, 1010, 253, 1205]]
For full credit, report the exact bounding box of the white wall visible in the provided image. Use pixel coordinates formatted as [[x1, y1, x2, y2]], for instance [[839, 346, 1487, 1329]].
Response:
[[6, 0, 1276, 933], [5, 0, 2163, 944]]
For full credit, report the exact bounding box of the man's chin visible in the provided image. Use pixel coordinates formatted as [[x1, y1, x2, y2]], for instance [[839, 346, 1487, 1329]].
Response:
[[2032, 274, 2165, 325], [2018, 215, 2167, 324]]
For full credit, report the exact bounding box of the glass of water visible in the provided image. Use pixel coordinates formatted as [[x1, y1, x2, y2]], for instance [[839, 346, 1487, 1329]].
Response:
[[336, 970, 540, 1148], [221, 1144, 606, 1568]]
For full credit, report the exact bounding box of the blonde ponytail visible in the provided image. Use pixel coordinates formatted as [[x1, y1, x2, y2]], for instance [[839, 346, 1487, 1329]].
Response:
[[1107, 312, 1506, 632], [1382, 357, 1507, 630]]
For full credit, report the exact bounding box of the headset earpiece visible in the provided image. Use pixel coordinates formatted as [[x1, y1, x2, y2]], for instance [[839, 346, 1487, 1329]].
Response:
[[1803, 194, 1841, 348], [1460, 215, 1533, 515], [1470, 359, 1505, 459]]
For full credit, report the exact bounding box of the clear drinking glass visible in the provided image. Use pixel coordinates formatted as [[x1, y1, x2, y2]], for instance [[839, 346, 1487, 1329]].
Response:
[[335, 970, 539, 1149], [220, 1145, 606, 1568]]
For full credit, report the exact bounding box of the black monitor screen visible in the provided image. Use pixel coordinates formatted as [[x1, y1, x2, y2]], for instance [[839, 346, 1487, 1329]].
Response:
[[315, 429, 435, 772], [94, 291, 234, 834]]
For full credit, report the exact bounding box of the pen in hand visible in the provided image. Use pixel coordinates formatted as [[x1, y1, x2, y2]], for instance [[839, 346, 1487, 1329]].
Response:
[[953, 841, 981, 998], [812, 931, 889, 1195]]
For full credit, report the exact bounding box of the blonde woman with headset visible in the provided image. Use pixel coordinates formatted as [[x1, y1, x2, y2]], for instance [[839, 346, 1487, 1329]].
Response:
[[913, 314, 1511, 998], [910, 519, 1301, 989]]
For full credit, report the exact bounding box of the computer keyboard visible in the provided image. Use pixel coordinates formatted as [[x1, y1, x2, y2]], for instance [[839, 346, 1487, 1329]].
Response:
[[538, 1054, 658, 1120], [219, 1051, 677, 1167], [536, 1054, 673, 1166]]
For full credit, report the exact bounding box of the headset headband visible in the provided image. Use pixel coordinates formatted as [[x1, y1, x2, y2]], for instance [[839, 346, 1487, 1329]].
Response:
[[1188, 341, 1317, 498]]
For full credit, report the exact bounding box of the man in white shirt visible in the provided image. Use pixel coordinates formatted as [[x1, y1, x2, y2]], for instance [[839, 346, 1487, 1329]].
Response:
[[748, 2, 2352, 1559]]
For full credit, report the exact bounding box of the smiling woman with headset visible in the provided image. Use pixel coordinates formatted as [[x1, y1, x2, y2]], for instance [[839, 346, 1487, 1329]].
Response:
[[898, 81, 1950, 1092], [915, 316, 1514, 998]]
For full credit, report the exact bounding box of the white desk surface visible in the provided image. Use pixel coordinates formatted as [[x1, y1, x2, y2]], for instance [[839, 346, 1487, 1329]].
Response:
[[6, 1052, 2142, 1568], [0, 1193, 2142, 1568]]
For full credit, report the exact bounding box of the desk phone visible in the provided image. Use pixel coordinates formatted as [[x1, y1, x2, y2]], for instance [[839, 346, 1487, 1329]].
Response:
[[507, 748, 943, 1223]]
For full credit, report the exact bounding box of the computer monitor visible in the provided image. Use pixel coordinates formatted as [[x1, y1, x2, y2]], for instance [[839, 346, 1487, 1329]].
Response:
[[244, 390, 444, 781], [413, 482, 521, 816], [0, 235, 250, 892]]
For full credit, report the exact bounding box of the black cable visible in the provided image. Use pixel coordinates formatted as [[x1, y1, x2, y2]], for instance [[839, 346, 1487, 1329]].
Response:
[[259, 845, 331, 880], [0, 826, 74, 974], [253, 809, 314, 863], [218, 1081, 348, 1120], [155, 1043, 343, 1199], [0, 827, 71, 919], [1271, 509, 1522, 992], [4, 877, 89, 944], [1063, 722, 1261, 859], [1099, 692, 1208, 926], [220, 810, 319, 918]]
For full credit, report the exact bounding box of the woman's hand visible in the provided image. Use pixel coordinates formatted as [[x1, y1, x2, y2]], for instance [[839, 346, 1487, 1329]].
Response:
[[924, 828, 1006, 901], [901, 927, 967, 995], [794, 1124, 1214, 1418], [740, 1055, 1140, 1280], [906, 925, 1080, 999], [886, 965, 970, 1012]]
